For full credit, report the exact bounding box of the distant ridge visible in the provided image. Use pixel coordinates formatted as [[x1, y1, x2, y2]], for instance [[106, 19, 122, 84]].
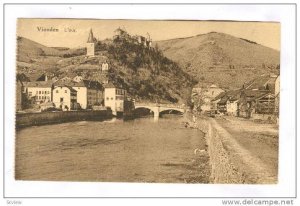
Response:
[[156, 32, 280, 89]]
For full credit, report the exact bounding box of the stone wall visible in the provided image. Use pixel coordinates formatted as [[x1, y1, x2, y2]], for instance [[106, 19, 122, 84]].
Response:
[[197, 118, 245, 183], [16, 110, 113, 128]]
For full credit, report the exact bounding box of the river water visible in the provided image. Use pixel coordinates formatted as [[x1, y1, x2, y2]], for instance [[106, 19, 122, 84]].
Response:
[[15, 116, 210, 183]]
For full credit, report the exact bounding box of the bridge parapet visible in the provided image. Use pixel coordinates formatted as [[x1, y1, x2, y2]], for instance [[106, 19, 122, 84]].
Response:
[[135, 102, 185, 109], [134, 102, 186, 118]]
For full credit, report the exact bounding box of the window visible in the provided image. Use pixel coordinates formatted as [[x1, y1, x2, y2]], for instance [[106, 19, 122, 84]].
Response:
[[111, 97, 113, 100], [65, 90, 67, 93], [42, 91, 44, 94], [106, 97, 109, 101], [56, 90, 59, 93], [39, 91, 41, 94], [28, 92, 32, 96]]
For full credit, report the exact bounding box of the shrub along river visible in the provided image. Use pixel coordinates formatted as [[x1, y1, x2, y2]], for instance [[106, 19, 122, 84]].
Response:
[[15, 115, 210, 183]]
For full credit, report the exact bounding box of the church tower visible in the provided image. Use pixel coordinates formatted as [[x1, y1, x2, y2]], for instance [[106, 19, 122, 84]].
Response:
[[86, 28, 96, 56]]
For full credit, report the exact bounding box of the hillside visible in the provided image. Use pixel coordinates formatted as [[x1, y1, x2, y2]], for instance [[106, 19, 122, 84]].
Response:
[[156, 32, 280, 89], [16, 34, 196, 104], [17, 36, 85, 63]]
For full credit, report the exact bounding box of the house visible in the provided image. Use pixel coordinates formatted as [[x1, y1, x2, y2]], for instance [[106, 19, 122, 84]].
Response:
[[254, 92, 276, 114], [101, 62, 109, 71], [73, 75, 83, 83], [211, 92, 226, 113], [104, 82, 126, 115], [24, 81, 53, 104], [52, 85, 77, 111], [212, 89, 240, 115], [86, 28, 97, 56], [68, 80, 103, 109], [226, 99, 239, 116], [192, 83, 224, 112], [239, 90, 269, 118], [216, 96, 228, 114]]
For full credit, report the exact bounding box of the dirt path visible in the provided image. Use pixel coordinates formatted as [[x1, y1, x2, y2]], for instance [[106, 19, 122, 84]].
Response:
[[209, 117, 278, 184]]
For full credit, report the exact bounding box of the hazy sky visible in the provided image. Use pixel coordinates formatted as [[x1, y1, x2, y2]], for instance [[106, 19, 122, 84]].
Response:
[[17, 19, 280, 50]]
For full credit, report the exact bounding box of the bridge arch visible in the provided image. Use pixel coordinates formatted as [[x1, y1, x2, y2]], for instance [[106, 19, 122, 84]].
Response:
[[134, 105, 185, 118], [134, 106, 156, 113]]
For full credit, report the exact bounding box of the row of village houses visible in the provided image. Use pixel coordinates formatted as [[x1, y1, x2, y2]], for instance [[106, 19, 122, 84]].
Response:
[[16, 74, 127, 115], [191, 74, 280, 119]]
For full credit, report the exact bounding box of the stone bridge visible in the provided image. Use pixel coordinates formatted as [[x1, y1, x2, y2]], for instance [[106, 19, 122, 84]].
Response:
[[134, 103, 186, 118]]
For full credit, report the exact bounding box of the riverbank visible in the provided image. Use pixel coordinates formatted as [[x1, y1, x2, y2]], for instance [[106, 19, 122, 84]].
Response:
[[16, 110, 113, 128], [196, 115, 278, 184]]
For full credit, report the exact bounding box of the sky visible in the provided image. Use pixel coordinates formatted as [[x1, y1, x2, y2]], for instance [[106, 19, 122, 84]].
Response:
[[17, 19, 280, 50]]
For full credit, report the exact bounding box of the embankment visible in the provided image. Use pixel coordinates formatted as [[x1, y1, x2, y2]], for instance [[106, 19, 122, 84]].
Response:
[[197, 117, 245, 184], [16, 110, 113, 128]]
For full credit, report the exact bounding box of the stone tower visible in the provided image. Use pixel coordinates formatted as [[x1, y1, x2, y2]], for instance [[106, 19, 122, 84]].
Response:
[[86, 28, 96, 56]]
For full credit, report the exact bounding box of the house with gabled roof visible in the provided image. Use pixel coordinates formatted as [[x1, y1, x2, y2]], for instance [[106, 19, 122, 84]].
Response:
[[52, 85, 77, 111], [23, 81, 53, 104], [238, 89, 270, 118], [104, 82, 127, 115]]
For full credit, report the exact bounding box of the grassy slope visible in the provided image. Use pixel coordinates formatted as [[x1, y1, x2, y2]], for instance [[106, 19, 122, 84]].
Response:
[[156, 32, 280, 89]]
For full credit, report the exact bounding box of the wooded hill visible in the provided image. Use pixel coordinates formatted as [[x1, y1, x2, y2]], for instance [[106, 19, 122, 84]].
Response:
[[16, 31, 196, 104]]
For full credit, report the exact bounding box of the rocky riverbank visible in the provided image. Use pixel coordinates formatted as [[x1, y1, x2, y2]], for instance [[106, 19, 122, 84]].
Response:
[[194, 115, 278, 184]]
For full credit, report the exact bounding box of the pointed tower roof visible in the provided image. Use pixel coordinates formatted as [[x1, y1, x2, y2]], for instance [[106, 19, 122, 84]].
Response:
[[87, 28, 96, 43]]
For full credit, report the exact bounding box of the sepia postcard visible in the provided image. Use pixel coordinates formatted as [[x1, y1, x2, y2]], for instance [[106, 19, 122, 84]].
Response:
[[15, 18, 280, 184]]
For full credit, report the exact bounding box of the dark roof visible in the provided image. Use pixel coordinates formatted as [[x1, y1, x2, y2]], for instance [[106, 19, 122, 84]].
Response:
[[213, 89, 240, 101], [103, 82, 117, 88], [212, 92, 226, 101], [255, 92, 275, 100], [244, 75, 276, 92], [54, 79, 102, 90], [218, 96, 229, 104], [241, 89, 269, 101], [25, 81, 53, 88], [71, 80, 103, 90], [54, 85, 77, 93]]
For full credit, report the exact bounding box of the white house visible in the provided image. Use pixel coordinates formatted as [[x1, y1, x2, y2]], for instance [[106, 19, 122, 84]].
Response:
[[52, 86, 77, 111], [226, 99, 239, 116], [73, 75, 83, 83], [24, 81, 53, 104], [104, 82, 126, 115], [101, 62, 109, 71]]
